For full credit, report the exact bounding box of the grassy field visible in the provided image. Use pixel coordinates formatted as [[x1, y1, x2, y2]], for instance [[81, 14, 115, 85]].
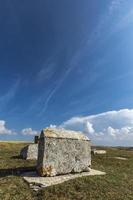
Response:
[[0, 142, 133, 200]]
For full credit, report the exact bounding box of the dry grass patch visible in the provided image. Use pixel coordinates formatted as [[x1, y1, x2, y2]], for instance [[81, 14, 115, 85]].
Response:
[[0, 142, 133, 200]]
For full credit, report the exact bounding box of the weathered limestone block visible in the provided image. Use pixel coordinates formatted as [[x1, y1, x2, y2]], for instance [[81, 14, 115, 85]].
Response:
[[37, 128, 91, 177], [20, 144, 38, 160]]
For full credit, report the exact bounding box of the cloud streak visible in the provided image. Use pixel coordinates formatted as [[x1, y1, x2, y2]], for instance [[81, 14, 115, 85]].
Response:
[[36, 63, 56, 83], [109, 0, 124, 15], [87, 0, 130, 49], [0, 80, 20, 111], [40, 0, 132, 115], [38, 39, 89, 116], [29, 0, 133, 118]]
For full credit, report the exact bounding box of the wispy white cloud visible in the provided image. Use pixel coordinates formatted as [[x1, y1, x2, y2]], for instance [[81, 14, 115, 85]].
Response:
[[109, 0, 124, 15], [112, 8, 133, 34], [32, 0, 133, 117], [39, 44, 86, 115], [87, 0, 130, 48], [41, 1, 133, 114], [0, 120, 16, 135], [21, 128, 38, 136], [0, 120, 38, 136], [61, 109, 133, 146], [35, 46, 64, 84], [0, 80, 20, 110], [0, 116, 38, 136], [36, 63, 56, 83]]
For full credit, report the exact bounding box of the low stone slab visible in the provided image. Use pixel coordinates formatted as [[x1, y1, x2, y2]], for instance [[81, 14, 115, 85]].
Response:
[[22, 169, 106, 190], [20, 144, 38, 160]]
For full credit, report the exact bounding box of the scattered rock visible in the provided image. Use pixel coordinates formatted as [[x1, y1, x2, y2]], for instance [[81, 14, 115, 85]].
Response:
[[92, 149, 106, 155], [20, 144, 38, 160], [113, 157, 127, 160]]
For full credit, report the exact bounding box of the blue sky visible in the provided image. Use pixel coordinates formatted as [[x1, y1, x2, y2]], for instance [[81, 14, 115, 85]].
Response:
[[0, 0, 133, 145]]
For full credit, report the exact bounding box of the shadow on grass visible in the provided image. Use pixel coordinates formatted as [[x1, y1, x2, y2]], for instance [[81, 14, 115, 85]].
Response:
[[11, 155, 23, 159], [0, 166, 36, 177]]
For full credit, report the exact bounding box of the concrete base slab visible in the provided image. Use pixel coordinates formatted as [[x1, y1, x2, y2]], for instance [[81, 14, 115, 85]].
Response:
[[22, 169, 106, 190]]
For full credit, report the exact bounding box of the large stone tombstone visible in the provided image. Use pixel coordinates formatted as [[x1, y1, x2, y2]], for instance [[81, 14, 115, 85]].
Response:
[[37, 128, 91, 177]]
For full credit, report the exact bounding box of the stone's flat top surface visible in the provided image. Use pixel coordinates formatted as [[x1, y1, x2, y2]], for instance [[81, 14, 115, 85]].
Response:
[[22, 169, 106, 188], [42, 127, 90, 141]]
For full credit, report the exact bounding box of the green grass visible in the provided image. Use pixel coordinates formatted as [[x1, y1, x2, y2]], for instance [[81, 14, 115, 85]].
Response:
[[0, 142, 133, 200], [0, 142, 36, 200]]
